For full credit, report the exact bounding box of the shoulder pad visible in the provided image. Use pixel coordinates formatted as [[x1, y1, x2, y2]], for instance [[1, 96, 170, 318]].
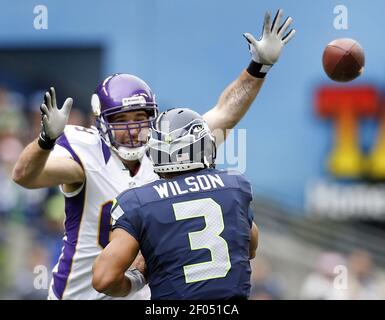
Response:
[[62, 125, 100, 146]]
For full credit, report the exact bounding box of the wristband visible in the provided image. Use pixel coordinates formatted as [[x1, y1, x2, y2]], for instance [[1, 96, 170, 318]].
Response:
[[246, 60, 273, 78], [125, 268, 146, 293], [38, 131, 56, 150]]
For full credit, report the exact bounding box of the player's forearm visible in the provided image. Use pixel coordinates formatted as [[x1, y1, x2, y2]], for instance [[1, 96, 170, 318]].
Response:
[[203, 70, 264, 146], [12, 138, 51, 188], [102, 276, 132, 297], [215, 70, 264, 129], [93, 232, 141, 297], [93, 260, 132, 297]]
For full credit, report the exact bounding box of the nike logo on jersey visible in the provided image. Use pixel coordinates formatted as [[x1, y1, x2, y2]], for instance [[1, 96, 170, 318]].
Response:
[[153, 174, 225, 199]]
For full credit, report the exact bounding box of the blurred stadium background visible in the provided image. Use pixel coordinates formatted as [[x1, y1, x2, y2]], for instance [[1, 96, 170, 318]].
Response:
[[1, 0, 385, 299]]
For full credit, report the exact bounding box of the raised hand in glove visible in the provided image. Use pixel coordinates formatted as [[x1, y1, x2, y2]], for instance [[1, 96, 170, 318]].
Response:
[[243, 9, 295, 78], [38, 87, 73, 150]]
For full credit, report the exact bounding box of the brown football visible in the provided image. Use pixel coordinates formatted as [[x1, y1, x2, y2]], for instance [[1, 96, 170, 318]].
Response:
[[322, 38, 365, 82]]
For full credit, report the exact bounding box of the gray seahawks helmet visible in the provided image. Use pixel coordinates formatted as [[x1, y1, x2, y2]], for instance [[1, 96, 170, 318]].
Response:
[[148, 108, 216, 173]]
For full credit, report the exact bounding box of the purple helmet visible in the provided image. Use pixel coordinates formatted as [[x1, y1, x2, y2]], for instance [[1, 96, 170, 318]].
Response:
[[91, 73, 158, 160]]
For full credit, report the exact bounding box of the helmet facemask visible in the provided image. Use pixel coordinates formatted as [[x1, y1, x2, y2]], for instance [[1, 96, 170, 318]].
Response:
[[93, 93, 158, 161]]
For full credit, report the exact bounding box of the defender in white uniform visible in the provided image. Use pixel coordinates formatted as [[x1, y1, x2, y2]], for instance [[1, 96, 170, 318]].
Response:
[[49, 125, 157, 299], [12, 10, 295, 299], [47, 74, 160, 299]]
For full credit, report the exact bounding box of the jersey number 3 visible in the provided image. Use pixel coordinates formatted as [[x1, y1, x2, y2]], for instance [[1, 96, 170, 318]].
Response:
[[173, 198, 231, 284]]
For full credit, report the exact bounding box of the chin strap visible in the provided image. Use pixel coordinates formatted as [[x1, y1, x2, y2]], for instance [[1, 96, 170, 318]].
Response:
[[97, 129, 147, 162], [115, 146, 147, 161]]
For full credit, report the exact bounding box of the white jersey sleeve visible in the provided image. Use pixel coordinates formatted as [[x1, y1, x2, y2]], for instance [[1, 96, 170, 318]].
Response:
[[52, 125, 109, 171], [50, 125, 105, 197]]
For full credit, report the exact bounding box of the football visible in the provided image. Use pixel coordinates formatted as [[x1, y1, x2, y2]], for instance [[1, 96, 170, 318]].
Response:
[[322, 38, 365, 82]]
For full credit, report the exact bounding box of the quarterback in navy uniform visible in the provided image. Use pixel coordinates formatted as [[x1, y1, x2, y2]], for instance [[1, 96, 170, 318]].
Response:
[[93, 108, 258, 299]]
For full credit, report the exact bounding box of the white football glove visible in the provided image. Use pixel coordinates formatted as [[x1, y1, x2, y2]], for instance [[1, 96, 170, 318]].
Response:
[[243, 9, 295, 76], [38, 87, 73, 150]]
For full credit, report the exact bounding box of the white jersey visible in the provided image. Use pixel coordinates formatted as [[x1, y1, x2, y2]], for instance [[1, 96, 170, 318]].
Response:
[[48, 125, 158, 300]]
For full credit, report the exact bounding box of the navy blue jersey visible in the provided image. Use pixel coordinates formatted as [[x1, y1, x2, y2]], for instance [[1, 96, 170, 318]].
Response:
[[111, 168, 254, 300]]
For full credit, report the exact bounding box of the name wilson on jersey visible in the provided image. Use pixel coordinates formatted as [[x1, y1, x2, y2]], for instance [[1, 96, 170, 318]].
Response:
[[153, 174, 225, 198]]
